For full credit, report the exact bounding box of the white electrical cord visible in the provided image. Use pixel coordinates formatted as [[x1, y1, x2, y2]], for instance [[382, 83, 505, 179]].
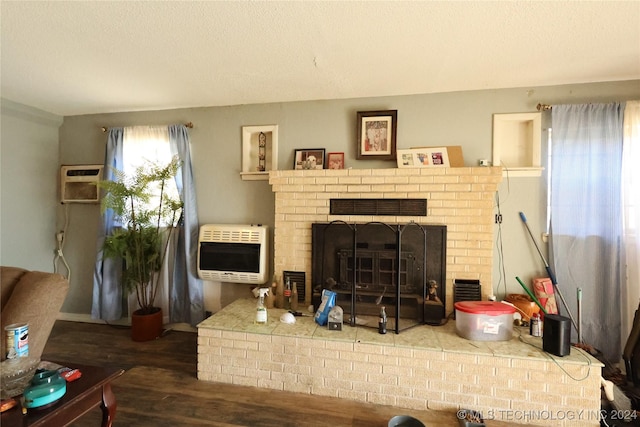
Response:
[[53, 204, 72, 281], [499, 300, 529, 319]]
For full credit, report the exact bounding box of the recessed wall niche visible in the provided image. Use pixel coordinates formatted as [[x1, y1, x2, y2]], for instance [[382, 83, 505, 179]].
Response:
[[241, 125, 278, 181], [492, 112, 543, 177]]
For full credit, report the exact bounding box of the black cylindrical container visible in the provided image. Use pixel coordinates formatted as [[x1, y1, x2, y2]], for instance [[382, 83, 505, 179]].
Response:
[[542, 314, 571, 357]]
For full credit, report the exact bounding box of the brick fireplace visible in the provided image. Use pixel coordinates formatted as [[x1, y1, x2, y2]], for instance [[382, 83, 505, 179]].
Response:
[[197, 166, 602, 427], [269, 166, 503, 312]]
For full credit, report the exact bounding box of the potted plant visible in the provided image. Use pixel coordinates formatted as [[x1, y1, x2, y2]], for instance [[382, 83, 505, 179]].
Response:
[[99, 156, 183, 341]]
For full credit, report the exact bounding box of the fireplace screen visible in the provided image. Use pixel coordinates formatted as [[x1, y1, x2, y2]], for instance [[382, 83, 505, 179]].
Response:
[[312, 221, 447, 333]]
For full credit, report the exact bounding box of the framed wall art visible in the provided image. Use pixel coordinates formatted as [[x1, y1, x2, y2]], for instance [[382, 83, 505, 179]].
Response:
[[293, 148, 325, 170], [327, 152, 345, 169], [356, 110, 397, 161], [397, 147, 450, 168]]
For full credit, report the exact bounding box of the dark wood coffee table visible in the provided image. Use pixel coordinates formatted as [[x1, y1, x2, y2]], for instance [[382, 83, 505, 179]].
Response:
[[1, 362, 124, 427]]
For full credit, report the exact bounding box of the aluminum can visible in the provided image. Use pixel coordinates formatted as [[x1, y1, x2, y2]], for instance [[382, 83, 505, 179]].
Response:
[[5, 323, 29, 358], [529, 314, 542, 337]]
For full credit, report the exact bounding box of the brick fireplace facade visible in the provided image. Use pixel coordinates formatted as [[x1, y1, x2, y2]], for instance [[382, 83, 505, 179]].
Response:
[[197, 166, 602, 427], [269, 166, 503, 311]]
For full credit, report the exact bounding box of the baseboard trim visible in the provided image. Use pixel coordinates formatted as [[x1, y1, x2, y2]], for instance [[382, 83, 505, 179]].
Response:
[[57, 312, 196, 333], [57, 312, 127, 325]]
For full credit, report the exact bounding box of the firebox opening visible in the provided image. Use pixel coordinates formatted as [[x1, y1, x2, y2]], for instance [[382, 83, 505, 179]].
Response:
[[312, 221, 447, 332]]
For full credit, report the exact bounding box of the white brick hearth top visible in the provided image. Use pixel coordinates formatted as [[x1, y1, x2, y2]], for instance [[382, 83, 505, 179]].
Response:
[[199, 298, 598, 365], [198, 299, 603, 427]]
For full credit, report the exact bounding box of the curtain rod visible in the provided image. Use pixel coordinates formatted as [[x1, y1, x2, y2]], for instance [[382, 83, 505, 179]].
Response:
[[536, 103, 552, 111], [101, 122, 194, 133]]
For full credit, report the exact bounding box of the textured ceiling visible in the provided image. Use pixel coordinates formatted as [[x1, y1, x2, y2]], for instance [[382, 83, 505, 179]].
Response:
[[1, 1, 639, 116]]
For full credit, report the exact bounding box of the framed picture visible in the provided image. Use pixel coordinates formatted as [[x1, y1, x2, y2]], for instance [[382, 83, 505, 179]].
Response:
[[327, 152, 345, 169], [293, 148, 325, 170], [397, 147, 450, 168], [356, 110, 397, 160]]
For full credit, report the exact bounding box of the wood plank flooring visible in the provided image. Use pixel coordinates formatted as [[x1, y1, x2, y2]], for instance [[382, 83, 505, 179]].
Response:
[[41, 320, 545, 427]]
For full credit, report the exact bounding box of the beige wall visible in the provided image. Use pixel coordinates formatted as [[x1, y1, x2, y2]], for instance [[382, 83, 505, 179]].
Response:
[[54, 80, 640, 318]]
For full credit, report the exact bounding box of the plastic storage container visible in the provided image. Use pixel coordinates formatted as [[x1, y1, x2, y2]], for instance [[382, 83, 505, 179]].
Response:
[[454, 301, 515, 341]]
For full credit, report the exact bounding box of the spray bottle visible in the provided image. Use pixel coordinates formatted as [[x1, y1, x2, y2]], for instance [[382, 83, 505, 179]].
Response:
[[256, 288, 269, 324]]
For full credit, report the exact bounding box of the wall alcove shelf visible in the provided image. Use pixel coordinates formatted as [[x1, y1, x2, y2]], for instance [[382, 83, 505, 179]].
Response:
[[241, 125, 278, 181], [492, 112, 543, 177]]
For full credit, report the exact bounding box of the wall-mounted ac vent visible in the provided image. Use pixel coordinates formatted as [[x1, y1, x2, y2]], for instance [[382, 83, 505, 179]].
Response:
[[330, 199, 427, 216]]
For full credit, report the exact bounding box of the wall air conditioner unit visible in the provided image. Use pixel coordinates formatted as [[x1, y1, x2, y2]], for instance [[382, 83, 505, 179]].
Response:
[[60, 165, 103, 204]]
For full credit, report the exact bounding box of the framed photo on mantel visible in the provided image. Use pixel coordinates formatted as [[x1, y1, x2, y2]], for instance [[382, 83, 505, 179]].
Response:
[[356, 110, 397, 161], [327, 152, 345, 169], [293, 148, 325, 170], [397, 147, 451, 168]]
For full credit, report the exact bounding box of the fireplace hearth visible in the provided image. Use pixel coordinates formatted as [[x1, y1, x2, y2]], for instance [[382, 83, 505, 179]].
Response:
[[312, 221, 447, 332]]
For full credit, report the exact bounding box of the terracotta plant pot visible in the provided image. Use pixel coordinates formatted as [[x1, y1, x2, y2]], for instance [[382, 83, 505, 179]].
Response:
[[131, 307, 163, 342]]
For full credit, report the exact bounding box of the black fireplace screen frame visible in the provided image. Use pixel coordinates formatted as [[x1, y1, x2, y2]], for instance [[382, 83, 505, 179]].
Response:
[[312, 221, 447, 333]]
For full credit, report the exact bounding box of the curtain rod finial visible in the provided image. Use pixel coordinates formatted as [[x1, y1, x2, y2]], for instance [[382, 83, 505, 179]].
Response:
[[537, 103, 552, 111]]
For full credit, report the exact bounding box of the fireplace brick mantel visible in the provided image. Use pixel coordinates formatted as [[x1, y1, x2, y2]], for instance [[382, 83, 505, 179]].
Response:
[[269, 167, 503, 311]]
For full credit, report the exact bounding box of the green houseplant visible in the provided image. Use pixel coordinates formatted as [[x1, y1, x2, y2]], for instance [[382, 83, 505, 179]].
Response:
[[99, 156, 183, 341]]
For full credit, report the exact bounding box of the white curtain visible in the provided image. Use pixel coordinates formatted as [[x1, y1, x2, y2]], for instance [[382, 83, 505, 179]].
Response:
[[622, 101, 640, 351], [123, 126, 173, 322], [123, 126, 173, 166]]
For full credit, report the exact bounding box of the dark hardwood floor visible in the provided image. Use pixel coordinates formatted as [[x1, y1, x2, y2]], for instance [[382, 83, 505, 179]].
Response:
[[41, 320, 545, 427], [44, 320, 197, 376]]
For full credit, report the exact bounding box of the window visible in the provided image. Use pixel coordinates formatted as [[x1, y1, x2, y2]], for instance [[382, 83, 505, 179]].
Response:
[[122, 126, 179, 221]]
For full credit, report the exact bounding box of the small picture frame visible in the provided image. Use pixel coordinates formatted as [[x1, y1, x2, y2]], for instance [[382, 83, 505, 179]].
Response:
[[293, 149, 325, 170], [397, 147, 450, 168], [356, 110, 397, 161], [327, 152, 345, 169]]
